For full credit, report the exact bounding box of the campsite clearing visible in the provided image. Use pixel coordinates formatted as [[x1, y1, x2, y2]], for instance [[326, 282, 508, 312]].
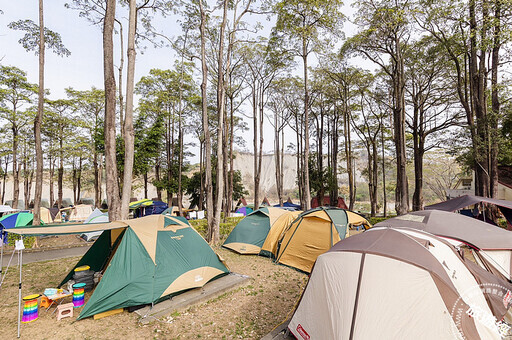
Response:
[[0, 246, 307, 339]]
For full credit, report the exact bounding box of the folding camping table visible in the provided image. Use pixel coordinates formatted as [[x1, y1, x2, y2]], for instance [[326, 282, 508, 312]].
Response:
[[43, 291, 72, 314]]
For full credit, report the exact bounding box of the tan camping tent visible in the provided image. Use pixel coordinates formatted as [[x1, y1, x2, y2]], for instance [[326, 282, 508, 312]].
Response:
[[38, 207, 54, 224], [69, 204, 93, 222], [260, 210, 301, 258], [276, 207, 350, 273]]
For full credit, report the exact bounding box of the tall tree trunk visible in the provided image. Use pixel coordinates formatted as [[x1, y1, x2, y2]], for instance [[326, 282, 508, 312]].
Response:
[[49, 155, 54, 207], [117, 21, 125, 136], [12, 127, 19, 209], [58, 138, 63, 208], [490, 0, 500, 198], [33, 0, 44, 225], [143, 172, 148, 199], [275, 110, 282, 206], [77, 156, 82, 202], [343, 96, 355, 210], [302, 44, 311, 210], [103, 0, 121, 220], [253, 85, 260, 211], [199, 140, 204, 210], [199, 0, 214, 239], [412, 102, 423, 211], [93, 152, 100, 208], [210, 0, 228, 243], [72, 162, 77, 203], [121, 0, 136, 219], [228, 96, 235, 213], [469, 0, 489, 197], [381, 121, 387, 217], [393, 36, 409, 215], [155, 161, 162, 200], [371, 141, 379, 216]]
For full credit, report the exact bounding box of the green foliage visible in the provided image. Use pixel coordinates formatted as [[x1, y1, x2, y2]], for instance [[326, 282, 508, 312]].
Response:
[[190, 216, 243, 240], [187, 169, 248, 210], [8, 19, 71, 57], [368, 216, 393, 225]]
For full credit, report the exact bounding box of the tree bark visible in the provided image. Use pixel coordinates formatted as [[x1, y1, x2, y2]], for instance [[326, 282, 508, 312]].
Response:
[[103, 0, 121, 220], [12, 125, 19, 209], [33, 0, 44, 225], [393, 34, 409, 215], [58, 137, 63, 208], [210, 0, 228, 243], [302, 44, 311, 210], [490, 0, 500, 199], [199, 0, 214, 239], [253, 85, 260, 211], [120, 0, 136, 219], [117, 21, 125, 137]]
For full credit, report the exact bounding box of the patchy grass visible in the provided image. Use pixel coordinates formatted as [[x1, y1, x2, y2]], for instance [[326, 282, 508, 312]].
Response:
[[0, 247, 307, 339]]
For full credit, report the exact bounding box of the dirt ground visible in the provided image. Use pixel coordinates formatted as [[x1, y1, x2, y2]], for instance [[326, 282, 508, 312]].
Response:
[[0, 246, 308, 340]]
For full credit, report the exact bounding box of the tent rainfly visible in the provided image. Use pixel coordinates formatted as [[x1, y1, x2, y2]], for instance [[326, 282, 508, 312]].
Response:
[[425, 194, 512, 228], [260, 210, 302, 258], [289, 227, 512, 339], [375, 209, 512, 281], [223, 207, 288, 254], [275, 207, 351, 273], [8, 214, 229, 319]]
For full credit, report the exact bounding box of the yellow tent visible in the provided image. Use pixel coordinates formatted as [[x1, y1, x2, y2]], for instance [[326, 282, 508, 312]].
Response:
[[346, 211, 372, 230], [260, 210, 301, 258], [276, 207, 350, 273]]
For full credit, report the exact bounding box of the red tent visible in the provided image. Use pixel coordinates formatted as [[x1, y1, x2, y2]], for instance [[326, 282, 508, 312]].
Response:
[[311, 196, 348, 209]]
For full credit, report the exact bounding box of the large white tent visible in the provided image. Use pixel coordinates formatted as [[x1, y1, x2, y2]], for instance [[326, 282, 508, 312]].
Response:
[[289, 228, 512, 340]]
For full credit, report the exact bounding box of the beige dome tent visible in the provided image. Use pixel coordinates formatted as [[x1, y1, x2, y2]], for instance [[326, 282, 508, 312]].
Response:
[[289, 227, 512, 339], [38, 207, 54, 224], [69, 204, 93, 222]]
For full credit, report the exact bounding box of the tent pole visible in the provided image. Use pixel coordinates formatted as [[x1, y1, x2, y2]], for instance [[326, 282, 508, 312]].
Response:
[[17, 236, 23, 338]]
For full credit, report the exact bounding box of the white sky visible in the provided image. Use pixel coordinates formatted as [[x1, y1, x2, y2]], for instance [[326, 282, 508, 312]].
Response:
[[0, 0, 366, 164]]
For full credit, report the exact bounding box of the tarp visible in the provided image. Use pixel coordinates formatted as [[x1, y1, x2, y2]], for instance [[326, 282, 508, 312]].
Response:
[[129, 199, 153, 209], [425, 195, 512, 212], [0, 205, 19, 214], [63, 215, 230, 319], [276, 207, 350, 273], [6, 220, 128, 236]]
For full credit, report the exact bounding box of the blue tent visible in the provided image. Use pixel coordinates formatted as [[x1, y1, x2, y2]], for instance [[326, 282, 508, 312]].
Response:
[[273, 202, 301, 210], [143, 201, 168, 216]]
